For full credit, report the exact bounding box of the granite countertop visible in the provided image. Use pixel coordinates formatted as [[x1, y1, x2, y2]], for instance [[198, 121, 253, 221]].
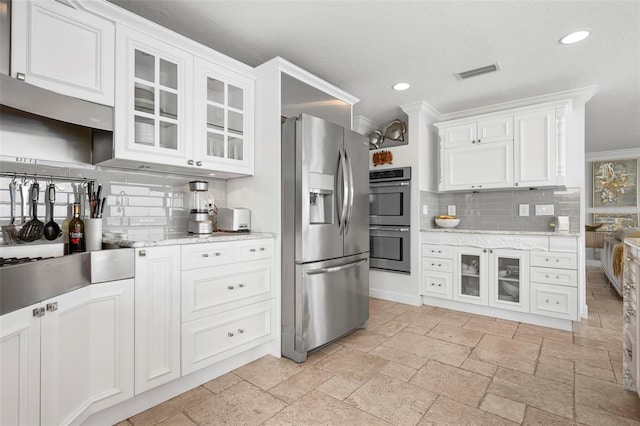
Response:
[[103, 232, 276, 248], [420, 228, 581, 237]]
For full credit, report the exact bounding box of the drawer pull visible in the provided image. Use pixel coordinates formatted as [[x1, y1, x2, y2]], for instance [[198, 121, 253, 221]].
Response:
[[438, 283, 442, 287], [250, 248, 256, 252], [33, 307, 45, 318], [46, 302, 58, 312], [215, 252, 221, 257], [546, 299, 549, 303], [228, 285, 234, 290], [227, 332, 234, 337], [202, 253, 209, 258], [556, 259, 560, 262], [545, 258, 549, 261], [238, 283, 244, 288], [260, 247, 265, 251], [237, 328, 245, 334]]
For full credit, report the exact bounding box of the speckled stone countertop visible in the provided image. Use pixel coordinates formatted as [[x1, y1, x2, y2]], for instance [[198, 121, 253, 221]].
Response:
[[420, 228, 580, 237], [103, 232, 276, 248]]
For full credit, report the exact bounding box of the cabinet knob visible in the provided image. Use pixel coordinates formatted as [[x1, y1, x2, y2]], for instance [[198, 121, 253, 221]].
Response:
[[472, 140, 476, 144], [478, 185, 482, 188], [188, 159, 194, 165], [33, 307, 45, 318], [202, 253, 209, 257], [546, 274, 550, 278], [556, 259, 560, 262], [515, 182, 519, 186], [546, 258, 549, 261], [478, 139, 481, 143], [228, 285, 234, 290], [215, 252, 221, 257], [438, 283, 442, 287], [238, 283, 244, 288], [46, 302, 58, 312], [546, 299, 550, 303], [260, 247, 265, 251], [237, 328, 245, 334], [556, 301, 560, 305], [250, 248, 256, 252], [139, 250, 146, 257], [227, 332, 234, 337], [196, 161, 202, 167], [16, 72, 26, 81]]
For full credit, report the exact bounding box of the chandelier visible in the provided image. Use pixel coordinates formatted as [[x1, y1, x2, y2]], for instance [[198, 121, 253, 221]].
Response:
[[596, 162, 629, 204]]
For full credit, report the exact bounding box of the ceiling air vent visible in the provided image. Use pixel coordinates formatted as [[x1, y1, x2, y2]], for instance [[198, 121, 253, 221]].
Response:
[[454, 63, 501, 80]]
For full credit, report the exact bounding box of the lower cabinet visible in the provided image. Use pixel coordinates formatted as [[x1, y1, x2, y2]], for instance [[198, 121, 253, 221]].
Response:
[[0, 279, 134, 426], [134, 246, 181, 394]]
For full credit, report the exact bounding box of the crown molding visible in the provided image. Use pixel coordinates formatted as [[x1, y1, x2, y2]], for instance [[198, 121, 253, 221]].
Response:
[[400, 100, 442, 121], [586, 148, 640, 161]]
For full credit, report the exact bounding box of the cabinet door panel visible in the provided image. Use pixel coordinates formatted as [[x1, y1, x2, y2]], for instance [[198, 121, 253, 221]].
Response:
[[477, 117, 513, 143], [135, 246, 181, 394], [0, 304, 40, 426], [453, 248, 488, 305], [443, 141, 513, 190], [443, 123, 476, 147], [530, 283, 577, 320], [11, 0, 115, 105], [489, 249, 529, 313], [421, 271, 453, 299], [514, 109, 556, 187]]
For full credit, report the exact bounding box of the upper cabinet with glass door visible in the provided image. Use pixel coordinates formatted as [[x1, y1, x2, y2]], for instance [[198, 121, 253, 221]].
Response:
[[195, 57, 254, 175], [114, 25, 193, 168]]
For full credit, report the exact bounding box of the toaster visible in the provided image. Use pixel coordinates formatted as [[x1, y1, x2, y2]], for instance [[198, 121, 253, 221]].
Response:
[[217, 207, 251, 232]]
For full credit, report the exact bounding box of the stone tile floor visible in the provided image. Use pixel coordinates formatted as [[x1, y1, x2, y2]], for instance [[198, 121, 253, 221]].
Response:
[[119, 267, 639, 425]]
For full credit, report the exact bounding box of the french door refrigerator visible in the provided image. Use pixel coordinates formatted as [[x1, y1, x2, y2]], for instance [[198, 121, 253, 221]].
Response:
[[282, 113, 370, 363]]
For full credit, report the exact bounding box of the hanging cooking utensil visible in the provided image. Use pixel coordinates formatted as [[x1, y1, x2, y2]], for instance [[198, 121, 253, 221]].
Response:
[[18, 181, 44, 242], [2, 178, 18, 244], [383, 119, 406, 142], [43, 182, 62, 241], [369, 130, 384, 149], [19, 177, 29, 224]]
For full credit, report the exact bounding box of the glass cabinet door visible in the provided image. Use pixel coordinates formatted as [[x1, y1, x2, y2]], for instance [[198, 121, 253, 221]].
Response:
[[133, 49, 180, 152], [454, 248, 488, 305], [490, 249, 529, 312], [205, 75, 245, 162]]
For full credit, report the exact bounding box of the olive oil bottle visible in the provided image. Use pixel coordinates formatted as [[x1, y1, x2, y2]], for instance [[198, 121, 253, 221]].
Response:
[[68, 202, 85, 253]]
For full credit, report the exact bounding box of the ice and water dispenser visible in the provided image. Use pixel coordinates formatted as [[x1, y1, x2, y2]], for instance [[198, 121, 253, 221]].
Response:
[[308, 172, 334, 225]]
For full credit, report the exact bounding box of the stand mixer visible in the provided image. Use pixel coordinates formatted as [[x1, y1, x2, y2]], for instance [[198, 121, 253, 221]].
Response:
[[187, 180, 214, 234]]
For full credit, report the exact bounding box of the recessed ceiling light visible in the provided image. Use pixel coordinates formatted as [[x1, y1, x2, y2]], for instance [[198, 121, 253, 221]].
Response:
[[392, 82, 410, 91], [208, 173, 216, 176], [560, 30, 590, 45]]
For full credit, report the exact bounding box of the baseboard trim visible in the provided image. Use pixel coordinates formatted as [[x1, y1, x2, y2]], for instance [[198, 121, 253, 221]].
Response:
[[369, 288, 422, 306]]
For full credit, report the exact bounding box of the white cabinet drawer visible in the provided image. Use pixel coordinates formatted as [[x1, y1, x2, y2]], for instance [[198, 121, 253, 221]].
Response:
[[182, 300, 273, 374], [530, 283, 577, 320], [181, 242, 235, 270], [530, 251, 577, 269], [421, 257, 453, 273], [182, 259, 274, 322], [422, 245, 453, 259], [530, 266, 577, 287], [234, 239, 274, 262], [421, 271, 453, 299]]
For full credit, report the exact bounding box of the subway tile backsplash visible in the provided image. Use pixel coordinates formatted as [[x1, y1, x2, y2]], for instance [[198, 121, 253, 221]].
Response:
[[0, 160, 227, 239], [420, 187, 580, 233]]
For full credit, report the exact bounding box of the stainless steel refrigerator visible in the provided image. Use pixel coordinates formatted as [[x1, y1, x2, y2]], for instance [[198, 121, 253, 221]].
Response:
[[282, 113, 370, 363]]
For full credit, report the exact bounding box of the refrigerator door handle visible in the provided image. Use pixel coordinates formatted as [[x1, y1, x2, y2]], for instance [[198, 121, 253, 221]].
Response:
[[344, 150, 355, 235], [336, 148, 348, 235], [306, 258, 368, 275]]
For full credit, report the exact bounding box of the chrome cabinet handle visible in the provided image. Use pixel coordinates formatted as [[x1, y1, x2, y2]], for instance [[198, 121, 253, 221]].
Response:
[[17, 72, 26, 81], [238, 283, 244, 288], [188, 159, 194, 165], [33, 307, 45, 317], [196, 161, 202, 166], [202, 253, 209, 257], [227, 332, 234, 337], [515, 182, 519, 186], [250, 248, 256, 252], [260, 247, 265, 251], [237, 328, 245, 334], [139, 250, 146, 257], [228, 285, 234, 290], [215, 252, 221, 257], [46, 302, 58, 312]]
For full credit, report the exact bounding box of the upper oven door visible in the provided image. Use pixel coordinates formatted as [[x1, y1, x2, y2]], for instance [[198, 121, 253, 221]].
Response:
[[369, 181, 411, 226]]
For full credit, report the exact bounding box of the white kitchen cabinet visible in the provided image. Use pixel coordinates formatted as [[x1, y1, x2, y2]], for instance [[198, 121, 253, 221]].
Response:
[[453, 247, 489, 305], [421, 244, 454, 300], [530, 283, 577, 320], [514, 109, 557, 187], [442, 140, 513, 190], [0, 280, 134, 426], [11, 0, 115, 105], [115, 25, 194, 168], [442, 117, 513, 148], [194, 56, 254, 175], [134, 246, 181, 394], [0, 303, 41, 426]]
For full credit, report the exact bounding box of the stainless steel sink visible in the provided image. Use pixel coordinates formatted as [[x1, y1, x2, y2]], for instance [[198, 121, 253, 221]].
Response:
[[0, 248, 134, 316]]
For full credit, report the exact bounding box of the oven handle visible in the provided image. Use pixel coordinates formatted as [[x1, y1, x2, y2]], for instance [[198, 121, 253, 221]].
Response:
[[369, 227, 410, 232], [306, 258, 368, 275], [370, 181, 410, 188]]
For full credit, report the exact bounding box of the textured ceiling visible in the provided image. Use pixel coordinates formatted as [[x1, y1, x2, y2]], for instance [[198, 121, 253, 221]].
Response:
[[108, 0, 640, 153]]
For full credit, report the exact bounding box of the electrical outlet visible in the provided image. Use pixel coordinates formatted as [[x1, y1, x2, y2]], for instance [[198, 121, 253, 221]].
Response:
[[447, 205, 456, 216], [535, 204, 555, 216], [422, 205, 429, 215], [519, 204, 529, 217]]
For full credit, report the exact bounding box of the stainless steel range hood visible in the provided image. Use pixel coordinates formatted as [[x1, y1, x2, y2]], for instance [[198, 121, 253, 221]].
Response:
[[0, 74, 114, 131]]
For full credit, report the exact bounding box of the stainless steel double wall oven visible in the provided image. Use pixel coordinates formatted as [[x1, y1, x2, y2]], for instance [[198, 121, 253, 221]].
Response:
[[369, 167, 411, 273]]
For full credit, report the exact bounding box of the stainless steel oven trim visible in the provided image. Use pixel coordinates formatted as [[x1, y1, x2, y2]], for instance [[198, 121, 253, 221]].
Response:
[[369, 226, 411, 274]]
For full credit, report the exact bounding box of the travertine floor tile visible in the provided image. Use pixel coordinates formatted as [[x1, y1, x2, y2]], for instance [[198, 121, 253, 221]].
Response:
[[410, 360, 490, 407], [383, 331, 471, 367], [268, 366, 333, 404], [202, 372, 242, 394], [512, 330, 543, 344], [393, 310, 442, 329], [367, 308, 397, 329], [185, 381, 286, 426], [419, 396, 517, 425], [522, 406, 578, 425], [346, 374, 438, 425], [315, 374, 360, 400], [314, 347, 388, 384], [384, 303, 415, 315], [574, 335, 622, 351], [264, 390, 388, 426], [575, 402, 640, 425], [541, 338, 612, 369], [403, 324, 431, 335], [233, 354, 303, 390], [588, 298, 626, 314], [472, 334, 540, 374], [575, 362, 616, 382], [427, 322, 484, 347], [599, 312, 624, 331], [369, 344, 428, 370], [461, 356, 498, 377], [575, 374, 640, 420], [371, 320, 409, 336], [464, 317, 517, 338], [488, 367, 574, 419], [370, 298, 396, 312], [319, 342, 342, 355], [338, 329, 389, 352], [130, 386, 212, 425], [535, 355, 574, 385], [157, 413, 196, 426], [379, 362, 417, 382], [480, 393, 526, 423], [516, 323, 573, 343]]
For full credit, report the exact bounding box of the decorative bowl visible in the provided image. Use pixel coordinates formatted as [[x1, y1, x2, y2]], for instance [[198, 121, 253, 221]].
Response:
[[435, 218, 460, 228], [500, 280, 520, 297]]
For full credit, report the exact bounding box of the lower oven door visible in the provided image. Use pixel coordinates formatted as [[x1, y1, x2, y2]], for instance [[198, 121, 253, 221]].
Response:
[[369, 226, 410, 274]]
